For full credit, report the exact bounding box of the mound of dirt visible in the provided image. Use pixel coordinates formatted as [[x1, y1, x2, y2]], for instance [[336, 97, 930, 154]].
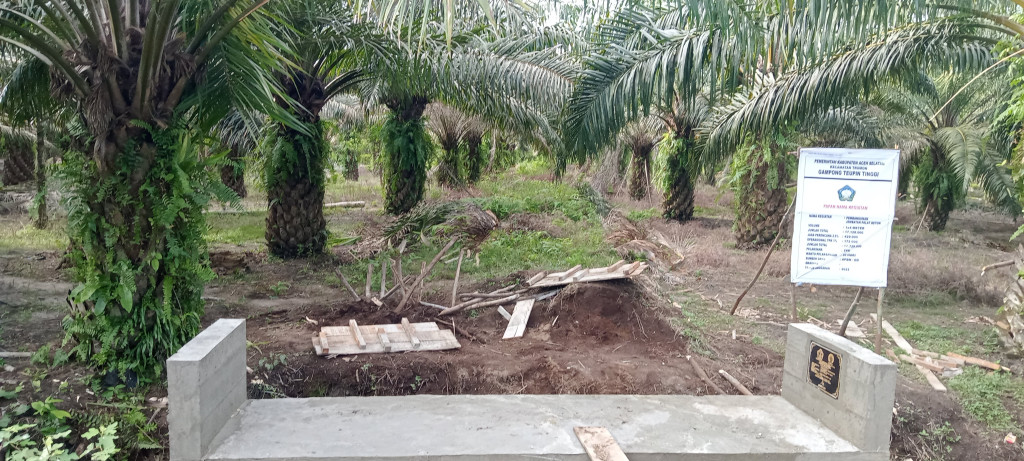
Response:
[[235, 281, 781, 400]]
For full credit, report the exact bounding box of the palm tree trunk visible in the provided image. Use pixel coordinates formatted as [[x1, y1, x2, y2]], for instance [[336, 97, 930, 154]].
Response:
[[924, 197, 949, 231], [3, 143, 33, 186], [435, 146, 462, 188], [266, 125, 328, 257], [343, 148, 359, 181], [220, 147, 247, 198], [33, 123, 47, 229], [628, 146, 652, 200], [663, 136, 695, 221], [733, 142, 789, 248], [466, 136, 483, 183], [65, 128, 206, 379], [383, 96, 430, 215]]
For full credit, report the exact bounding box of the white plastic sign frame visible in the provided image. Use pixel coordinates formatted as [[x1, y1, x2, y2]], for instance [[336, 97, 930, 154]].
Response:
[[790, 148, 900, 287]]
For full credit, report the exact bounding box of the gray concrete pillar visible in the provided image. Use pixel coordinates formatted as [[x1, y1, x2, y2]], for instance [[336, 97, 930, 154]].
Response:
[[167, 319, 247, 461], [782, 323, 897, 455]]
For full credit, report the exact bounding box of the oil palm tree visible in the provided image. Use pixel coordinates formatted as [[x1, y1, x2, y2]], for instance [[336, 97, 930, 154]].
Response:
[[365, 16, 578, 214], [873, 71, 1017, 230], [426, 102, 469, 188], [0, 0, 292, 378], [620, 116, 660, 200], [260, 0, 387, 257]]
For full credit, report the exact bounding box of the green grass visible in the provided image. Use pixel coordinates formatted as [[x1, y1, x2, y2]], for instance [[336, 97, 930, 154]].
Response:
[[894, 321, 1000, 356], [205, 212, 265, 245], [626, 208, 660, 222], [669, 294, 737, 354], [472, 178, 597, 222], [889, 292, 960, 310], [948, 368, 1024, 434], [0, 222, 67, 251]]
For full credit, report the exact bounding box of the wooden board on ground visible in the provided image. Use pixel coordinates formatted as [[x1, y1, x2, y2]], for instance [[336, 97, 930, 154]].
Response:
[[312, 319, 460, 356], [870, 313, 913, 354], [915, 364, 947, 392], [528, 261, 648, 288], [574, 427, 629, 461], [502, 298, 536, 339], [835, 319, 866, 338]]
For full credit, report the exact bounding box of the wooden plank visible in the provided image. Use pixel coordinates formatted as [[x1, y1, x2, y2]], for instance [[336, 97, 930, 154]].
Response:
[[558, 265, 584, 281], [525, 271, 547, 285], [607, 260, 627, 272], [497, 306, 512, 320], [870, 313, 913, 354], [321, 322, 440, 336], [319, 332, 330, 355], [315, 332, 460, 355], [900, 355, 943, 373], [377, 328, 391, 352], [945, 352, 1005, 371], [570, 268, 590, 282], [349, 320, 366, 349], [915, 364, 947, 392], [402, 318, 421, 349], [502, 298, 536, 339], [530, 263, 647, 288], [574, 427, 629, 461]]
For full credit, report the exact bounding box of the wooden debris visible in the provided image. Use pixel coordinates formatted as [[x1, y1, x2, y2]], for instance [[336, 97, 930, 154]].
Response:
[[981, 259, 1014, 276], [915, 364, 947, 392], [324, 201, 366, 208], [900, 355, 944, 373], [502, 299, 536, 339], [839, 287, 865, 337], [394, 237, 458, 313], [574, 427, 629, 461], [365, 264, 373, 298], [420, 301, 447, 310], [349, 320, 367, 349], [452, 250, 464, 307], [718, 369, 753, 396], [885, 349, 901, 365], [380, 259, 388, 298], [945, 352, 1009, 372], [686, 355, 725, 395], [334, 269, 361, 302], [440, 293, 519, 316], [433, 317, 485, 344], [312, 319, 459, 356], [370, 297, 383, 307], [870, 313, 913, 354], [402, 318, 421, 349], [497, 306, 512, 321], [528, 261, 648, 288]]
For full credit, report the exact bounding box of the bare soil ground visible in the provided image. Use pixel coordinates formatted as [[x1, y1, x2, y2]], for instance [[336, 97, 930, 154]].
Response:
[[3, 178, 1024, 460]]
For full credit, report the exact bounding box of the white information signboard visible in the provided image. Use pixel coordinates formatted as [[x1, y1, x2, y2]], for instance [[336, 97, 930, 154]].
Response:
[[791, 148, 900, 287]]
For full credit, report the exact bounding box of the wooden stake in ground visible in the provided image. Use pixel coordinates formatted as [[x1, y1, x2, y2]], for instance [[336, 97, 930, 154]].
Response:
[[839, 287, 865, 337], [718, 369, 753, 395], [730, 199, 796, 315], [686, 356, 725, 395], [452, 250, 464, 307], [380, 259, 388, 298], [875, 288, 886, 353], [394, 237, 458, 314], [365, 263, 373, 298], [334, 268, 361, 302]]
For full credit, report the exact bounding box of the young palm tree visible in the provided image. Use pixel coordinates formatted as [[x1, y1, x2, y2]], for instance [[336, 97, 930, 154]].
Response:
[[620, 116, 660, 200], [874, 72, 1016, 230], [426, 103, 469, 188], [463, 116, 487, 183], [261, 0, 385, 257], [0, 0, 290, 378]]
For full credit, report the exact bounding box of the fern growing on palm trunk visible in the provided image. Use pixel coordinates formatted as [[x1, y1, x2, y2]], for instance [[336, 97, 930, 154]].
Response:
[[383, 96, 431, 214], [265, 122, 328, 257], [731, 137, 792, 248], [662, 134, 696, 221]]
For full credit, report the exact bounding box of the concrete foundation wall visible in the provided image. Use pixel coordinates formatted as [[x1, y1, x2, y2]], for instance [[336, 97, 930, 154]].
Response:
[[168, 319, 247, 461], [782, 323, 897, 454]]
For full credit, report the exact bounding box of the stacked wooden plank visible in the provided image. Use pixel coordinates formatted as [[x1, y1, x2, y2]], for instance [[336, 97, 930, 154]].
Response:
[[528, 261, 648, 288], [312, 319, 460, 356], [872, 313, 1010, 392]]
